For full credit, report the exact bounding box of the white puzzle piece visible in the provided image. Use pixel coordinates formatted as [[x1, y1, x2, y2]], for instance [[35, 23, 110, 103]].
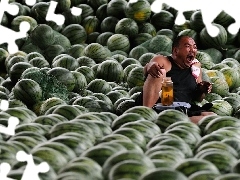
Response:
[[150, 0, 240, 37], [16, 151, 49, 180], [46, 0, 82, 25]]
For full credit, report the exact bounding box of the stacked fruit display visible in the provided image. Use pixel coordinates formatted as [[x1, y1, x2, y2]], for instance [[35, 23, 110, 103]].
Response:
[[1, 0, 240, 179]]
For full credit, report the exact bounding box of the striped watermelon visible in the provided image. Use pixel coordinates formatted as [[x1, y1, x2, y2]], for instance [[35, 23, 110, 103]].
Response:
[[175, 158, 220, 177], [220, 67, 240, 91], [96, 59, 124, 83], [138, 22, 157, 37], [96, 32, 114, 46], [200, 23, 228, 49], [106, 0, 127, 19], [96, 4, 108, 21], [54, 0, 71, 12], [62, 9, 82, 26], [154, 109, 190, 132], [31, 2, 49, 23], [13, 78, 43, 106], [11, 15, 37, 32], [9, 62, 33, 84], [121, 57, 141, 69], [209, 100, 233, 116], [195, 51, 215, 69], [86, 32, 100, 44], [157, 29, 176, 40], [87, 0, 108, 10], [67, 44, 85, 59], [189, 10, 205, 33], [133, 33, 153, 47], [124, 0, 151, 23], [200, 48, 223, 64], [61, 24, 87, 45], [139, 168, 188, 180], [127, 66, 145, 88], [139, 52, 156, 66], [81, 16, 100, 35], [129, 46, 148, 60], [87, 79, 112, 94], [75, 66, 95, 83], [30, 24, 55, 50], [29, 57, 50, 68], [107, 34, 130, 53], [150, 10, 175, 31], [141, 35, 172, 54], [83, 43, 111, 63], [210, 77, 229, 97], [39, 97, 66, 115], [71, 71, 87, 93], [123, 106, 158, 122], [100, 16, 119, 33], [115, 18, 139, 38], [52, 55, 79, 71], [76, 56, 96, 67], [77, 4, 94, 20]]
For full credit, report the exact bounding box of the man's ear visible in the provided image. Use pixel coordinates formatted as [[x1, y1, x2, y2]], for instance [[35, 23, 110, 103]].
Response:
[[173, 47, 178, 54]]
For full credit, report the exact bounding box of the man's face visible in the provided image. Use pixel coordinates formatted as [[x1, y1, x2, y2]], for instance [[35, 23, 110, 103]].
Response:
[[174, 37, 197, 68]]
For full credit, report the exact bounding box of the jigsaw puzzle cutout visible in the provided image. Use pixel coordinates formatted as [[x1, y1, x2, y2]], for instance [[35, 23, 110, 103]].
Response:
[[0, 100, 19, 136], [0, 0, 82, 54], [0, 100, 49, 179], [46, 1, 82, 25], [0, 151, 49, 180], [0, 163, 15, 180], [0, 0, 38, 54], [16, 151, 50, 180], [150, 0, 240, 37]]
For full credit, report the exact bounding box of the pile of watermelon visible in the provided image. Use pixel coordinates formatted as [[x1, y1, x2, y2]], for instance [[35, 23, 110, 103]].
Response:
[[1, 0, 240, 179]]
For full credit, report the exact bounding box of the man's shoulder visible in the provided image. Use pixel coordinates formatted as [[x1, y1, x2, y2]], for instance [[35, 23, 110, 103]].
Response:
[[153, 54, 171, 62]]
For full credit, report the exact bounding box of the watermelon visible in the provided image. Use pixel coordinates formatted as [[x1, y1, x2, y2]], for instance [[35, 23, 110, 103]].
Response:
[[209, 100, 233, 116], [127, 66, 145, 88], [115, 18, 139, 38], [96, 59, 124, 83], [175, 158, 220, 177], [95, 4, 108, 21], [96, 32, 114, 46], [189, 10, 205, 33], [200, 23, 228, 50], [75, 66, 96, 83], [67, 44, 85, 59], [100, 16, 119, 33], [106, 0, 127, 19], [107, 34, 130, 53], [77, 4, 94, 20], [150, 10, 175, 31], [139, 168, 188, 180], [30, 24, 55, 49], [84, 43, 111, 63], [30, 2, 49, 23], [154, 109, 190, 132], [87, 78, 112, 94], [13, 78, 43, 106], [81, 16, 100, 35], [61, 24, 87, 45], [62, 9, 82, 26], [124, 0, 151, 23], [51, 55, 79, 71]]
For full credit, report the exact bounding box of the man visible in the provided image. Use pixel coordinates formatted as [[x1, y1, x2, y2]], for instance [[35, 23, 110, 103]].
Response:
[[139, 35, 215, 123]]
